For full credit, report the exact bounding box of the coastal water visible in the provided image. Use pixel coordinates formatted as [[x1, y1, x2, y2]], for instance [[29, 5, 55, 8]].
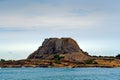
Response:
[[0, 68, 120, 80]]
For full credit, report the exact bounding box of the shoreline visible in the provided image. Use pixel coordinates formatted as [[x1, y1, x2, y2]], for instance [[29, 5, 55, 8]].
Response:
[[0, 66, 120, 69], [0, 59, 120, 68]]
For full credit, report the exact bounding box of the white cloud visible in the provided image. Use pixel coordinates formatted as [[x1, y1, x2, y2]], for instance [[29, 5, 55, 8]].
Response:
[[0, 14, 105, 30], [0, 2, 107, 30]]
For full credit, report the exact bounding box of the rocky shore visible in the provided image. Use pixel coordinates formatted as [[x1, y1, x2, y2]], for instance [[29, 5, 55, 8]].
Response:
[[0, 58, 120, 68]]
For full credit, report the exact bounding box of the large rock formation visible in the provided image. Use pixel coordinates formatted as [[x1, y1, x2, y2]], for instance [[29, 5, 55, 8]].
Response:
[[27, 38, 92, 62]]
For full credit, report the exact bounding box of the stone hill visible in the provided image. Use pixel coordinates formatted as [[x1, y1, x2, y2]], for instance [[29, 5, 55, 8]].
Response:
[[27, 38, 92, 62]]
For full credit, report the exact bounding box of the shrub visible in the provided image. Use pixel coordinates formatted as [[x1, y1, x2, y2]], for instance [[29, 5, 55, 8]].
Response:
[[116, 54, 120, 59], [54, 55, 64, 64], [85, 60, 94, 64], [0, 59, 6, 62], [85, 59, 98, 64]]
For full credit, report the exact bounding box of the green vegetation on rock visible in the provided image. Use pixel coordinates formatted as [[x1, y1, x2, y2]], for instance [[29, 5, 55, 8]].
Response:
[[54, 55, 64, 64], [0, 59, 6, 62], [85, 59, 98, 64], [116, 54, 120, 59]]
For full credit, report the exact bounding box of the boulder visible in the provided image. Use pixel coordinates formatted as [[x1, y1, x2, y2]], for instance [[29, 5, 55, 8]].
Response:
[[27, 38, 92, 62]]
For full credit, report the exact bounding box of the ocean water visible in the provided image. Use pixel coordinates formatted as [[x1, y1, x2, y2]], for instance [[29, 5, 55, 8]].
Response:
[[0, 68, 120, 80]]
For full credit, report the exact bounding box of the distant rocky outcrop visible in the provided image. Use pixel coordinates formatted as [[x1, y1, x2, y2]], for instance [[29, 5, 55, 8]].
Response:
[[27, 38, 92, 62]]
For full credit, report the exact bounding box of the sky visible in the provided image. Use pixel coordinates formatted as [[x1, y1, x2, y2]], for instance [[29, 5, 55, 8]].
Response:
[[0, 0, 120, 60]]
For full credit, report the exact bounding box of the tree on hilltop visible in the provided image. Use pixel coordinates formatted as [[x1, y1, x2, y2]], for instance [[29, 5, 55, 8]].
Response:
[[116, 54, 120, 59]]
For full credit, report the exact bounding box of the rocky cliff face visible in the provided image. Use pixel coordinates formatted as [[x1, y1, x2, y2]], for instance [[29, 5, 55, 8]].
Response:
[[27, 38, 91, 62]]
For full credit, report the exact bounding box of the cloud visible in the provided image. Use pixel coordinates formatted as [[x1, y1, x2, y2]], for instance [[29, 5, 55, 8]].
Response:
[[0, 0, 107, 30], [0, 14, 105, 30]]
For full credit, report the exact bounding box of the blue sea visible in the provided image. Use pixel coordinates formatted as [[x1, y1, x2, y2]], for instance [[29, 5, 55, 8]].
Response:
[[0, 68, 120, 80]]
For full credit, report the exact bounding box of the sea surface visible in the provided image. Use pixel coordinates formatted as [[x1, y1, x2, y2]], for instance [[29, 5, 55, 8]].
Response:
[[0, 68, 120, 80]]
